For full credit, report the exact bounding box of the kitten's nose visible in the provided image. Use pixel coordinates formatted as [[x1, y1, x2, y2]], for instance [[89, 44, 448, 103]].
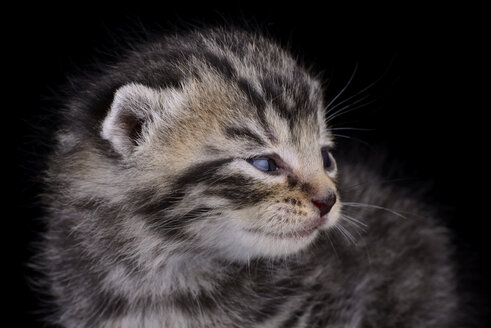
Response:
[[311, 193, 337, 217]]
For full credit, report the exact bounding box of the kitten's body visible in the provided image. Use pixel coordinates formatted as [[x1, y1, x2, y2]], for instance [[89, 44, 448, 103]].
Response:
[[37, 28, 458, 327]]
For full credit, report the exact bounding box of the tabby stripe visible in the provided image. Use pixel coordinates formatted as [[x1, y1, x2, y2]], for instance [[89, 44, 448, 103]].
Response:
[[305, 294, 331, 327], [136, 48, 194, 88], [259, 75, 297, 143], [176, 158, 235, 187], [260, 72, 319, 144], [237, 78, 269, 130], [260, 76, 290, 116], [174, 261, 300, 322], [136, 158, 234, 216], [134, 188, 185, 216], [252, 277, 302, 324], [173, 271, 244, 315], [291, 69, 315, 115], [148, 207, 213, 239], [210, 32, 248, 58], [202, 51, 237, 80], [134, 158, 234, 237], [173, 288, 219, 315], [280, 296, 314, 328], [205, 174, 271, 208], [224, 126, 266, 146], [91, 290, 129, 324]]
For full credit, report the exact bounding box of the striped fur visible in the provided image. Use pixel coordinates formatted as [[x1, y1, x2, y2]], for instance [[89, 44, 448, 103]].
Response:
[[36, 28, 459, 327]]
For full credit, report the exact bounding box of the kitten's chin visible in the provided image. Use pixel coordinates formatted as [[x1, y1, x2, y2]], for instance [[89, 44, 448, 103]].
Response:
[[212, 212, 341, 260], [245, 229, 321, 257], [214, 231, 318, 260]]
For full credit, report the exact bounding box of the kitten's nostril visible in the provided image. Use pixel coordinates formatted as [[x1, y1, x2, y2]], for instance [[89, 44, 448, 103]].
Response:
[[311, 194, 337, 217]]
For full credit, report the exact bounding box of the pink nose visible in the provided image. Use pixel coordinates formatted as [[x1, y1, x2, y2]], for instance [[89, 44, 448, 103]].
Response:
[[311, 193, 337, 217]]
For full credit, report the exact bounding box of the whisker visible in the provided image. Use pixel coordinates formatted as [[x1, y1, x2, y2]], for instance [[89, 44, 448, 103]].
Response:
[[338, 218, 366, 240], [332, 225, 347, 243], [327, 67, 387, 116], [342, 202, 407, 219], [324, 231, 339, 259], [329, 127, 374, 132], [326, 90, 368, 117], [325, 63, 359, 114], [326, 57, 395, 125], [340, 214, 368, 228], [342, 177, 421, 191], [331, 134, 371, 147], [334, 224, 357, 245], [326, 94, 371, 122], [326, 99, 377, 123]]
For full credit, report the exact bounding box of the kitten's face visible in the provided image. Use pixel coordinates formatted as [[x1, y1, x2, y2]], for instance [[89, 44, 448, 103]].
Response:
[[105, 74, 340, 260]]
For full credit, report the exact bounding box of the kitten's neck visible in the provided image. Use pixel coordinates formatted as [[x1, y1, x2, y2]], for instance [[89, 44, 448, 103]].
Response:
[[115, 244, 234, 299], [146, 246, 285, 297]]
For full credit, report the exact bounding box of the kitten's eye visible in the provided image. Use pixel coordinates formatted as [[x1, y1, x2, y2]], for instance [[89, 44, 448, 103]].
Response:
[[247, 157, 279, 172], [321, 149, 335, 171]]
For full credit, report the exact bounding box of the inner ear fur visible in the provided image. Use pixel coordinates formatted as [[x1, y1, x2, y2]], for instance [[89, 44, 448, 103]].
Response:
[[101, 83, 159, 156]]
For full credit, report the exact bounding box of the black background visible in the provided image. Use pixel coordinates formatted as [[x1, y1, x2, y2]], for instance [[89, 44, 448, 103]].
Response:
[[8, 3, 489, 327]]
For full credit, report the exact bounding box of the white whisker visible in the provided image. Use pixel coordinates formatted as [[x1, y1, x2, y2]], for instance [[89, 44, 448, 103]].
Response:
[[342, 177, 420, 191], [342, 202, 407, 219], [326, 94, 371, 122], [334, 224, 357, 245], [331, 134, 371, 146], [324, 231, 339, 259], [340, 214, 368, 228], [326, 99, 376, 123], [325, 63, 359, 114], [329, 127, 374, 132]]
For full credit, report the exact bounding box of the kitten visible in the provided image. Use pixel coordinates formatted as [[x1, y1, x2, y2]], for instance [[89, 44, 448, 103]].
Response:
[[36, 27, 459, 327]]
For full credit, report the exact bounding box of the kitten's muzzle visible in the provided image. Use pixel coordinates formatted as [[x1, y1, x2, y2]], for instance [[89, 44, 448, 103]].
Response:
[[311, 193, 337, 217]]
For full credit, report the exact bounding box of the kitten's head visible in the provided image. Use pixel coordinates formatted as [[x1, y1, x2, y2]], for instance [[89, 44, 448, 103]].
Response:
[[96, 30, 341, 260]]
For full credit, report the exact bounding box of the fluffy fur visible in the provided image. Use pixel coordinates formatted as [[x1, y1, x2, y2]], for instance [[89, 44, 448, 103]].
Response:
[[36, 27, 459, 327]]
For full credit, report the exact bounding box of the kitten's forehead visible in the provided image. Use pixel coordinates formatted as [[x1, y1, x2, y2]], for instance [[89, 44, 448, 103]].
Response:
[[175, 73, 330, 156], [182, 54, 329, 145], [190, 30, 329, 140], [142, 30, 332, 167]]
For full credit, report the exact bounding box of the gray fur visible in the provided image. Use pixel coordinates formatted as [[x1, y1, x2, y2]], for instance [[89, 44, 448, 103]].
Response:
[[35, 27, 459, 327]]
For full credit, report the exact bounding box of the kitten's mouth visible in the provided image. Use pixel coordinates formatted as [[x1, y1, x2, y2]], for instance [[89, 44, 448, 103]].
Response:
[[249, 216, 327, 240]]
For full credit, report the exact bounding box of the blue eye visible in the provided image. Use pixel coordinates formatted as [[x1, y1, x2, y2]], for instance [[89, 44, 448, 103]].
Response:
[[322, 149, 335, 170], [247, 157, 279, 172]]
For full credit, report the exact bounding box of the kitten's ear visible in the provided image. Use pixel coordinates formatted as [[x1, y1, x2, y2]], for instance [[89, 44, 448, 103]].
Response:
[[101, 83, 158, 156]]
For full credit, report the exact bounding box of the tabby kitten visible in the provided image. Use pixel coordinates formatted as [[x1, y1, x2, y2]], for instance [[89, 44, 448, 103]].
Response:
[[37, 28, 459, 327]]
